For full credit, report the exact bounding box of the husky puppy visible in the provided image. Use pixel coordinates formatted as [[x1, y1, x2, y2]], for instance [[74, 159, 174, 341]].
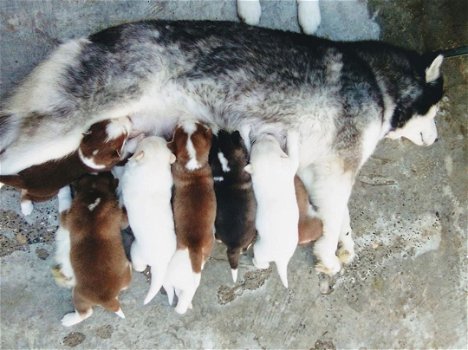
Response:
[[0, 117, 131, 215], [237, 0, 321, 34], [246, 131, 300, 288], [295, 175, 323, 245], [165, 121, 216, 314], [0, 21, 444, 276], [120, 136, 176, 305], [209, 129, 256, 283], [60, 173, 131, 327]]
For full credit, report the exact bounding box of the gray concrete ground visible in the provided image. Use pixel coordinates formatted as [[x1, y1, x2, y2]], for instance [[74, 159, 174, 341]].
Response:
[[0, 1, 466, 348]]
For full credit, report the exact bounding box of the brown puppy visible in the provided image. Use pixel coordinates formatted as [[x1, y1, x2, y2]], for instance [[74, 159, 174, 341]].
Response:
[[165, 121, 216, 314], [0, 117, 131, 215], [60, 172, 131, 327], [295, 176, 323, 245]]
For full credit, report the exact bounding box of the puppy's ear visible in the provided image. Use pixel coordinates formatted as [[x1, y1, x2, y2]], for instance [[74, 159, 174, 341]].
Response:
[[169, 153, 176, 164], [167, 140, 176, 153], [244, 164, 253, 174], [131, 150, 145, 162]]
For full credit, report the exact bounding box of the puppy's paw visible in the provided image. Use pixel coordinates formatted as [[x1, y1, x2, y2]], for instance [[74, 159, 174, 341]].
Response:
[[252, 257, 269, 269], [21, 200, 33, 216], [337, 246, 356, 265], [61, 312, 82, 327], [315, 255, 342, 276], [51, 265, 75, 288], [175, 304, 188, 315]]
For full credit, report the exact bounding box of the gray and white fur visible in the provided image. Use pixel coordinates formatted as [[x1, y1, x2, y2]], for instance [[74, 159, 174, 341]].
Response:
[[0, 20, 444, 275]]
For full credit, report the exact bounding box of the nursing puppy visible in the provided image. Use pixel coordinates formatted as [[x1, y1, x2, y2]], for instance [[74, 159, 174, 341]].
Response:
[[295, 176, 323, 245], [165, 121, 216, 314], [60, 173, 131, 327], [0, 117, 131, 215], [120, 136, 176, 305], [209, 130, 256, 282], [246, 131, 300, 288]]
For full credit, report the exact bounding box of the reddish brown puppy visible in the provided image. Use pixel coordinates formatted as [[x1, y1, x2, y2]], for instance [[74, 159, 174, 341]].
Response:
[[164, 121, 216, 314], [60, 172, 131, 327], [0, 116, 131, 215]]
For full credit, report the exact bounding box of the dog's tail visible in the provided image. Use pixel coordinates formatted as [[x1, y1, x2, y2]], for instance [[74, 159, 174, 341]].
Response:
[[143, 265, 166, 305], [227, 247, 241, 282], [0, 174, 25, 189], [276, 260, 289, 288], [189, 247, 204, 274]]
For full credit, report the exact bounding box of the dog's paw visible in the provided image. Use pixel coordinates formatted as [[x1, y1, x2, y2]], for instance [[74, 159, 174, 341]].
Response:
[[337, 246, 356, 265], [51, 265, 75, 288], [131, 261, 146, 273], [315, 255, 342, 276], [21, 200, 33, 216], [252, 257, 269, 269], [175, 304, 188, 315], [61, 312, 82, 327], [237, 0, 261, 26]]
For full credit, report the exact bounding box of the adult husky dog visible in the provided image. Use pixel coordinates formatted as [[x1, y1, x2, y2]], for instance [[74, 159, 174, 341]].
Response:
[[0, 20, 444, 276]]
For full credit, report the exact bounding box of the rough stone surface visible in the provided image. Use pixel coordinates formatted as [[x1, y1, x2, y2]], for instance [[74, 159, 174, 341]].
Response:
[[0, 1, 466, 349]]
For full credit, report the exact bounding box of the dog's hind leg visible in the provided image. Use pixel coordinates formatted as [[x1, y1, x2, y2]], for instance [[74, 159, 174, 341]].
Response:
[[175, 286, 196, 315], [227, 247, 241, 282], [20, 190, 34, 216], [130, 241, 147, 272], [337, 206, 356, 265], [163, 283, 174, 306], [61, 290, 93, 327]]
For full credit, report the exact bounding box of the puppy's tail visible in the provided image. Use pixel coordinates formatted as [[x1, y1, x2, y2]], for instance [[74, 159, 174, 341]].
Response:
[[227, 247, 241, 283], [143, 266, 166, 305], [189, 248, 204, 274], [276, 260, 289, 288]]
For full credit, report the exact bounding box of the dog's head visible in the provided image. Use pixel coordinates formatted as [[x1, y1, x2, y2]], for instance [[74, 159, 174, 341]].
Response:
[[169, 121, 212, 171], [73, 172, 118, 196], [245, 134, 293, 177], [386, 54, 444, 146], [79, 116, 132, 170], [209, 130, 249, 178], [129, 136, 176, 166]]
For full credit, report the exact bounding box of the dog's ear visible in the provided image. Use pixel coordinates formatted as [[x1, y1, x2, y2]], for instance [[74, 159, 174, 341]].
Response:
[[244, 164, 253, 174], [169, 153, 176, 164], [425, 54, 443, 83], [131, 150, 145, 162]]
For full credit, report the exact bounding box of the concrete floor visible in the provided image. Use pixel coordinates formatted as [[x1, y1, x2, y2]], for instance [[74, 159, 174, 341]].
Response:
[[0, 1, 466, 348]]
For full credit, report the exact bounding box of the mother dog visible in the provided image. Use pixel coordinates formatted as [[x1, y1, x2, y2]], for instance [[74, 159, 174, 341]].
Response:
[[0, 20, 444, 276]]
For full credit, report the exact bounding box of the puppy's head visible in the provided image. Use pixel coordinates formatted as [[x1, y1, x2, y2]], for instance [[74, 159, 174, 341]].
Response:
[[210, 130, 248, 176], [130, 136, 176, 166], [169, 121, 212, 171], [79, 116, 132, 170], [73, 172, 118, 196], [245, 135, 291, 176]]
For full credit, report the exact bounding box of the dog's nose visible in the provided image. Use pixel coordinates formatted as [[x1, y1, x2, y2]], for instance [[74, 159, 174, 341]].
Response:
[[434, 138, 439, 143]]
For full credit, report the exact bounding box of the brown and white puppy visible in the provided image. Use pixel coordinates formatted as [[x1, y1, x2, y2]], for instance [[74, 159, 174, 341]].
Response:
[[0, 116, 131, 215], [164, 121, 216, 314], [209, 129, 256, 282], [60, 172, 131, 327], [295, 176, 323, 245]]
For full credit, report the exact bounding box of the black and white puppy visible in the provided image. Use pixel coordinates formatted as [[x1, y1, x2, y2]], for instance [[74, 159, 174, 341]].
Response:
[[209, 130, 256, 282]]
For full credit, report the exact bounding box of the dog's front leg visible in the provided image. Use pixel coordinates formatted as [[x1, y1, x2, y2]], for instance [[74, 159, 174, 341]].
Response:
[[299, 162, 354, 276], [337, 205, 356, 265]]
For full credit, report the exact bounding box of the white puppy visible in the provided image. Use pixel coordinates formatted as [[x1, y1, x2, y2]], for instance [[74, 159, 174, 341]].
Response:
[[120, 136, 176, 305], [246, 130, 300, 288]]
